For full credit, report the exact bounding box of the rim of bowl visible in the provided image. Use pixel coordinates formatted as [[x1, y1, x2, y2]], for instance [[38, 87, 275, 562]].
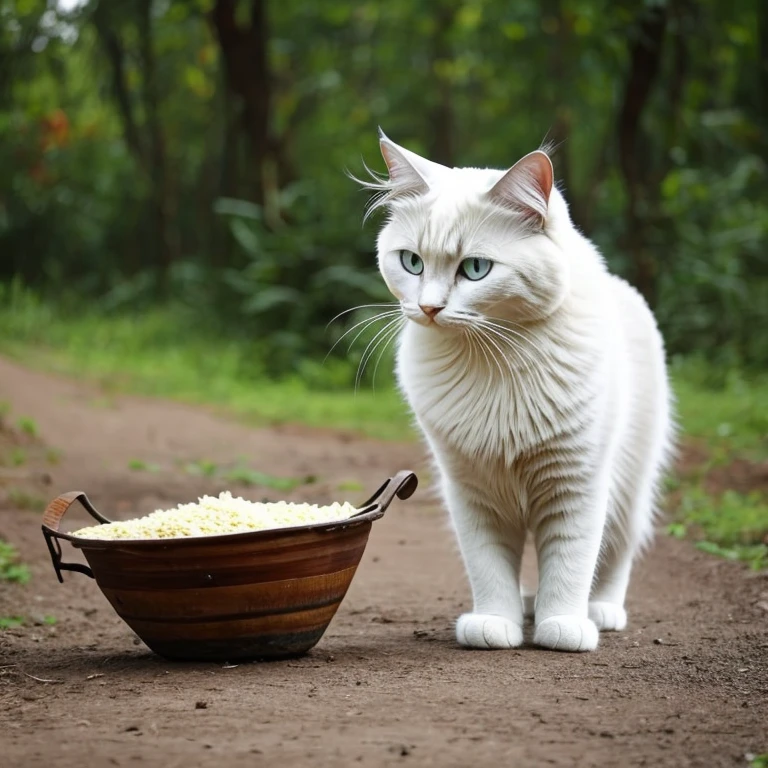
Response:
[[63, 503, 387, 550]]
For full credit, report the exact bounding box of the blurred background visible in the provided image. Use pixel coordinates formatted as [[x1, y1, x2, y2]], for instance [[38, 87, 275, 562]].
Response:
[[0, 1, 766, 566], [2, 0, 766, 372]]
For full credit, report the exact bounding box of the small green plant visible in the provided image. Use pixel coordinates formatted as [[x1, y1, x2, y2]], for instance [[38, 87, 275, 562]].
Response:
[[7, 488, 47, 512], [0, 616, 25, 629], [0, 540, 31, 584], [10, 448, 27, 466], [670, 486, 768, 570], [337, 480, 364, 492], [43, 615, 57, 625], [128, 458, 160, 472], [16, 416, 39, 438], [45, 448, 63, 465], [749, 754, 768, 768], [223, 466, 314, 491], [184, 459, 219, 477]]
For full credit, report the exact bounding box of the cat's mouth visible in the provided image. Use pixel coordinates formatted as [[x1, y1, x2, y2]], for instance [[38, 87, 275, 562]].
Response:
[[403, 305, 479, 330]]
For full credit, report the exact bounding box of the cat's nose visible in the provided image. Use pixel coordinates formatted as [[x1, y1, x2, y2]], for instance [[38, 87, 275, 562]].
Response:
[[419, 304, 445, 320]]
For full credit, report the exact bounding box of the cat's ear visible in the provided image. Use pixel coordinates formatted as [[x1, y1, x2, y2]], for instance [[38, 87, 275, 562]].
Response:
[[378, 128, 446, 196], [487, 150, 554, 224]]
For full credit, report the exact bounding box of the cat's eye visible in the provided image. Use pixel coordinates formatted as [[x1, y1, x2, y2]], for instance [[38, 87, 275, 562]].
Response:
[[459, 257, 493, 281], [400, 250, 424, 276]]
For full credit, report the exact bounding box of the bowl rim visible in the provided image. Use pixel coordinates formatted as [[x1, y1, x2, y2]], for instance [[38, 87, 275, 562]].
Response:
[[41, 470, 418, 565], [65, 502, 387, 549]]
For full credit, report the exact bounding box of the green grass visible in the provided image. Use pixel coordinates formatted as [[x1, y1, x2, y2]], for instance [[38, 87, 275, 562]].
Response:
[[0, 540, 31, 584], [750, 754, 768, 768], [6, 488, 47, 512], [16, 416, 39, 438], [667, 488, 768, 570], [671, 358, 768, 459], [128, 458, 160, 472], [0, 614, 56, 629], [0, 285, 410, 440]]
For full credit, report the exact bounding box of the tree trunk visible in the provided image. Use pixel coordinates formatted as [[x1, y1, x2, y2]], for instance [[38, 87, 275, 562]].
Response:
[[137, 0, 178, 291], [210, 0, 272, 207], [428, 4, 456, 166], [616, 3, 669, 307]]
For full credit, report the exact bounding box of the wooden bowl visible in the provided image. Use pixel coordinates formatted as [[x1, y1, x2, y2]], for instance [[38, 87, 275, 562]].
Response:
[[41, 471, 418, 661]]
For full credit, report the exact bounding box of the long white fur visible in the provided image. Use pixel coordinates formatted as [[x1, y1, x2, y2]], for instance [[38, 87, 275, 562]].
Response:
[[361, 136, 675, 652]]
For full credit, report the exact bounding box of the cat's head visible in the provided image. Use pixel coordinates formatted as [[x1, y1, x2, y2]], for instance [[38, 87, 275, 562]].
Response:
[[363, 131, 573, 330]]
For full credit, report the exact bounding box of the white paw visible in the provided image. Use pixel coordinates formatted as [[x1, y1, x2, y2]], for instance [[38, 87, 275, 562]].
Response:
[[534, 615, 598, 652], [588, 601, 627, 631], [521, 592, 536, 620], [456, 613, 523, 650]]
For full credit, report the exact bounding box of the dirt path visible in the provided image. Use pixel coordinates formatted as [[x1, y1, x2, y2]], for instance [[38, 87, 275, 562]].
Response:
[[1, 355, 766, 768]]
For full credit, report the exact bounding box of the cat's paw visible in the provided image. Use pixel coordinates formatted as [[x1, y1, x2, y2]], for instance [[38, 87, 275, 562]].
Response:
[[588, 601, 627, 631], [456, 613, 523, 650], [534, 615, 598, 652], [521, 592, 536, 620]]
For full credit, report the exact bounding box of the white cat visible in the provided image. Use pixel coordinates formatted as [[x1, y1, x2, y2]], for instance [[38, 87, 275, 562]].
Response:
[[359, 132, 674, 652]]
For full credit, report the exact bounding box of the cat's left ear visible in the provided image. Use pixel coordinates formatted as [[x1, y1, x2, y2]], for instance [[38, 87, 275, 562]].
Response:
[[486, 150, 554, 225], [378, 128, 448, 194]]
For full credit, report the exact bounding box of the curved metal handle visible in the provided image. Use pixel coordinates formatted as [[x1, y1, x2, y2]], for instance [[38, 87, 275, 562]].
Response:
[[41, 492, 112, 583], [355, 470, 418, 515]]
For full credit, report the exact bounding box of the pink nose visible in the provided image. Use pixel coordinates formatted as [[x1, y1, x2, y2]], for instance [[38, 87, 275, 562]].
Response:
[[419, 305, 445, 320]]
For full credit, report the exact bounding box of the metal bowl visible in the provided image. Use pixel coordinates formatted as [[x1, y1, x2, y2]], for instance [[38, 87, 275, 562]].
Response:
[[41, 470, 418, 661]]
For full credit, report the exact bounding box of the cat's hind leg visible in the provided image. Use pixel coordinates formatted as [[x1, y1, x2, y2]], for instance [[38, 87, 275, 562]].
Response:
[[588, 536, 631, 631], [447, 482, 526, 650], [590, 444, 663, 632]]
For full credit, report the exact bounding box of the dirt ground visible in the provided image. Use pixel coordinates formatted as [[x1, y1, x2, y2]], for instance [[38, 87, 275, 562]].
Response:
[[1, 355, 766, 768]]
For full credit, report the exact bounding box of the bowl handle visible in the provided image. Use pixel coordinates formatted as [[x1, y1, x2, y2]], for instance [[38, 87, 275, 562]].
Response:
[[41, 492, 113, 583], [356, 470, 418, 515]]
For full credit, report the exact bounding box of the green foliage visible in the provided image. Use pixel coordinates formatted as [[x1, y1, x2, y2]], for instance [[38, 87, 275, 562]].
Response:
[[128, 458, 160, 472], [0, 286, 411, 439], [671, 358, 768, 459], [0, 0, 765, 369], [16, 416, 38, 438], [750, 755, 768, 768], [671, 488, 768, 570], [222, 466, 315, 491], [0, 616, 25, 629], [0, 540, 31, 584]]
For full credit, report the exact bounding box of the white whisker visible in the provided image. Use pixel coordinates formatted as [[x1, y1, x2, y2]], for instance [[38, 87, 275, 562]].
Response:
[[355, 316, 404, 393], [325, 303, 399, 329], [324, 310, 401, 363], [371, 318, 405, 391]]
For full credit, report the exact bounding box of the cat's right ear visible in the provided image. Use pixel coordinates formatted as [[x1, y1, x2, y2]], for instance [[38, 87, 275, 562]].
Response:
[[378, 129, 444, 196], [486, 150, 554, 225]]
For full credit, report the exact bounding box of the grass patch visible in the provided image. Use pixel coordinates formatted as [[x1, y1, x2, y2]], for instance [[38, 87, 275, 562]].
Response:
[[128, 458, 160, 472], [16, 416, 39, 438], [0, 615, 56, 629], [668, 488, 768, 570], [0, 540, 31, 584], [670, 358, 768, 459], [0, 285, 410, 440], [7, 488, 47, 512]]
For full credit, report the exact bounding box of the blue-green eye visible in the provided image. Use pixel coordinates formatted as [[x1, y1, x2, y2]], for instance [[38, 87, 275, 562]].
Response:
[[459, 257, 493, 281], [400, 250, 424, 276]]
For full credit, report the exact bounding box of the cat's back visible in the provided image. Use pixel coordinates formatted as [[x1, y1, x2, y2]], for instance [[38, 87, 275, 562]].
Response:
[[606, 275, 666, 367]]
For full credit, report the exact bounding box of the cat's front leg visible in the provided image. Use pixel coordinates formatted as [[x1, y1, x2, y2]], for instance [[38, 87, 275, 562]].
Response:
[[531, 483, 608, 653], [446, 482, 526, 650]]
